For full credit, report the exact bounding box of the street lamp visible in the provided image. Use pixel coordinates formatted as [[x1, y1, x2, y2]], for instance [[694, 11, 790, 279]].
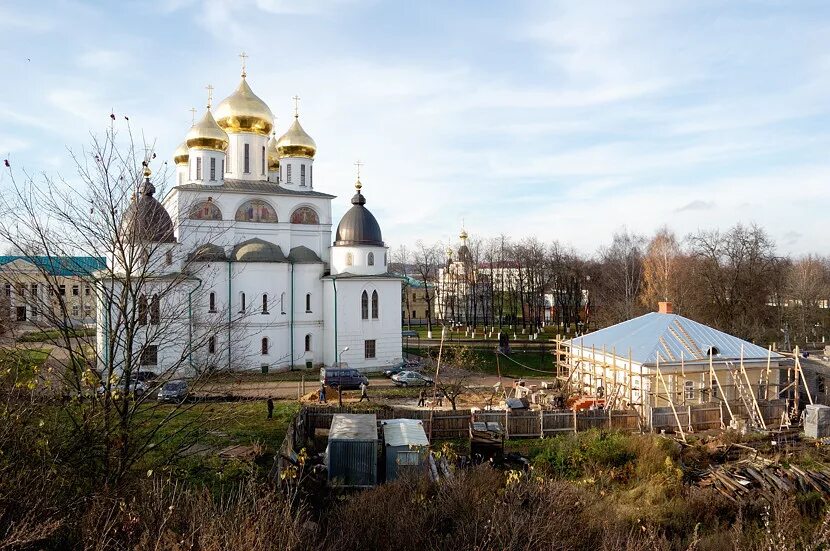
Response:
[[339, 346, 349, 366]]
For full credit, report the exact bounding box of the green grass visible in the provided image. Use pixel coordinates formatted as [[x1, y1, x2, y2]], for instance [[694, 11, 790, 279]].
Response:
[[16, 327, 96, 343], [405, 346, 557, 379]]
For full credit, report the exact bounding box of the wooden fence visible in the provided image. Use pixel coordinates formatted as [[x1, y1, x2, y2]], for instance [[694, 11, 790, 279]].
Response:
[[649, 400, 787, 433]]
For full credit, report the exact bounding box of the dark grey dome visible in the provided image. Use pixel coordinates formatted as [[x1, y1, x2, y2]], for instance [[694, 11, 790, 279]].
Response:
[[123, 176, 175, 243], [232, 238, 286, 262], [334, 189, 384, 247], [187, 243, 227, 262], [288, 246, 322, 263]]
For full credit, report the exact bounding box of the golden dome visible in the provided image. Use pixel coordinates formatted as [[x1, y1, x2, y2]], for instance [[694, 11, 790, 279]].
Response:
[[214, 77, 274, 136], [459, 229, 468, 240], [276, 116, 316, 159], [173, 141, 189, 165], [267, 133, 280, 172], [186, 109, 229, 152]]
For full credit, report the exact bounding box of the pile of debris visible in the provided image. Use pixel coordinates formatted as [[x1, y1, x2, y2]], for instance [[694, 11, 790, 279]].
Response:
[[699, 459, 830, 503]]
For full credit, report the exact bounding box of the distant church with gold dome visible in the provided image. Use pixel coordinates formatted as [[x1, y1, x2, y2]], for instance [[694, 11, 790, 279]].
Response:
[[98, 56, 402, 374]]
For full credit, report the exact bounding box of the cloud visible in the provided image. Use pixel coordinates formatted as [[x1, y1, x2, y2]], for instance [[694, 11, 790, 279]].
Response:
[[77, 50, 130, 71], [674, 200, 715, 213]]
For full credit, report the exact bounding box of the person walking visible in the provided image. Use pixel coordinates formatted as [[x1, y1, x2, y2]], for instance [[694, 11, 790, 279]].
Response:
[[266, 397, 274, 419], [417, 388, 426, 407], [359, 381, 369, 402], [318, 383, 327, 404]]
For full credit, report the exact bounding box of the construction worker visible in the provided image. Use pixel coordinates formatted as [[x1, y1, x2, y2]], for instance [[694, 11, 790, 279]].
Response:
[[418, 388, 426, 407], [359, 381, 370, 402], [318, 383, 327, 404]]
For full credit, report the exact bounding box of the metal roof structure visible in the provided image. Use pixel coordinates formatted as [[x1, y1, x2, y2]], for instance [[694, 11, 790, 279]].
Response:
[[173, 178, 335, 198], [0, 255, 106, 276], [568, 312, 781, 366], [329, 414, 378, 442], [381, 419, 429, 448]]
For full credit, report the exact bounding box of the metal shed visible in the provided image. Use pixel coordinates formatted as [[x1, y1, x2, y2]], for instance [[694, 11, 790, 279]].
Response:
[[382, 419, 430, 481], [326, 414, 378, 488]]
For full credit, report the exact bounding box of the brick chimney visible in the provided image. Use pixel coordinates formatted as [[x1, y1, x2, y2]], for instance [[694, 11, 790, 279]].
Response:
[[658, 301, 674, 314]]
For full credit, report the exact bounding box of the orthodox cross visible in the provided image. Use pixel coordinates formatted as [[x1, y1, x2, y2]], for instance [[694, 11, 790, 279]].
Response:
[[239, 51, 248, 77], [292, 95, 301, 117], [354, 160, 364, 180], [206, 84, 214, 109], [189, 107, 197, 124]]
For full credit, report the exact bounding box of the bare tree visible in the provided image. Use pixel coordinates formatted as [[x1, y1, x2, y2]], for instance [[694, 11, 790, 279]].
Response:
[[413, 240, 441, 337], [592, 229, 646, 326]]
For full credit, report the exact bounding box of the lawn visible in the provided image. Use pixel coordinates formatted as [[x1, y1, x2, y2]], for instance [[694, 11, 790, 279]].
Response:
[[405, 346, 558, 379], [16, 327, 96, 343]]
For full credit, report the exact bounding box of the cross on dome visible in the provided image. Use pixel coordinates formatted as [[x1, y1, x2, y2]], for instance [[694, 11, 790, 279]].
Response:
[[239, 51, 248, 78], [292, 95, 301, 118], [189, 107, 197, 124], [206, 84, 214, 109]]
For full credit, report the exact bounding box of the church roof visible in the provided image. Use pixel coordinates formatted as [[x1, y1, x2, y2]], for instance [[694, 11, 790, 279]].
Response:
[[568, 312, 781, 366], [123, 172, 176, 243], [334, 187, 383, 247], [187, 243, 227, 262], [231, 238, 286, 262], [288, 246, 322, 263], [173, 179, 334, 199]]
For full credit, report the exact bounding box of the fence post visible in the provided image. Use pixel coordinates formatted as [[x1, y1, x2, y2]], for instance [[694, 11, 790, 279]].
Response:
[[608, 407, 612, 429], [505, 409, 510, 441], [573, 409, 578, 433], [540, 409, 544, 438], [687, 405, 693, 433]]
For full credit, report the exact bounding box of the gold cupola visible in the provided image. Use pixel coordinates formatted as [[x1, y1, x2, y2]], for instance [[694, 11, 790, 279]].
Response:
[[276, 115, 317, 159], [173, 141, 189, 165], [267, 132, 280, 172], [214, 76, 274, 136], [186, 108, 229, 152]]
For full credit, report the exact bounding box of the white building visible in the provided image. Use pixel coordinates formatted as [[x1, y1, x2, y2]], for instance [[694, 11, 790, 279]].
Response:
[[97, 64, 402, 375]]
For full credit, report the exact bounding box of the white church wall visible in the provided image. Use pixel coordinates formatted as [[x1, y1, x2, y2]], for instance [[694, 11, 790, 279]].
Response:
[[330, 245, 388, 276]]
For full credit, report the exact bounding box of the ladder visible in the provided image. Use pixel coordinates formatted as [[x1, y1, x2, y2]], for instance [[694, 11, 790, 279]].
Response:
[[727, 361, 766, 431], [672, 320, 704, 359]]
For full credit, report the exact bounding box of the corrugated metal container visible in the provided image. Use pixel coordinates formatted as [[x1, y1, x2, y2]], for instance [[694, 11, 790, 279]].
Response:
[[382, 419, 429, 481], [804, 404, 830, 439], [326, 414, 378, 487]]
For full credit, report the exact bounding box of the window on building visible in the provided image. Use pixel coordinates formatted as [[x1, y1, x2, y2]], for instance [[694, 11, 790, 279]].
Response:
[[208, 336, 216, 354], [209, 292, 216, 312], [240, 292, 246, 313], [384, 252, 387, 265], [210, 157, 216, 181], [30, 283, 37, 297], [305, 334, 311, 352], [261, 337, 268, 355], [244, 143, 250, 173], [165, 250, 173, 265], [84, 305, 91, 317], [300, 164, 305, 186], [71, 304, 79, 317], [684, 380, 694, 401], [305, 293, 311, 313], [262, 294, 268, 314], [138, 295, 148, 326], [84, 285, 91, 296], [346, 252, 353, 266], [371, 290, 379, 319], [286, 164, 292, 183], [16, 284, 24, 297], [361, 290, 368, 320], [140, 345, 158, 366], [368, 252, 374, 266], [72, 285, 79, 296], [150, 295, 160, 324], [222, 159, 225, 174], [412, 310, 416, 319], [4, 283, 10, 297], [364, 339, 376, 359], [309, 165, 312, 187], [59, 284, 65, 296], [280, 292, 285, 314], [196, 157, 202, 180], [261, 146, 266, 175]]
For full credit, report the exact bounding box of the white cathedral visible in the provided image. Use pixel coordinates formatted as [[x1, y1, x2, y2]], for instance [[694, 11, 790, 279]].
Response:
[[97, 62, 402, 375]]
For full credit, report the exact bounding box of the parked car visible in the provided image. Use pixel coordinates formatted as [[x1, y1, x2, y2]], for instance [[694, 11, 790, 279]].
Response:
[[97, 380, 148, 397], [384, 359, 422, 378], [391, 371, 433, 387], [320, 367, 369, 390], [157, 380, 189, 403], [134, 370, 158, 383]]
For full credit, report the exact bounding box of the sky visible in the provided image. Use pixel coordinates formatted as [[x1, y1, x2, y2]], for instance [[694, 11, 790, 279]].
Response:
[[0, 0, 829, 256]]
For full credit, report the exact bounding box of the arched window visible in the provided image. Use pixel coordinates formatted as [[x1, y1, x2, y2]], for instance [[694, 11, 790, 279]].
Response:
[[305, 293, 311, 313], [361, 290, 368, 320], [208, 292, 216, 312], [138, 294, 148, 326], [262, 294, 268, 314], [346, 252, 353, 267], [190, 201, 222, 220], [371, 290, 379, 319], [261, 337, 268, 355], [240, 292, 246, 313], [290, 207, 320, 224], [150, 294, 160, 325], [234, 200, 278, 223], [384, 252, 387, 266], [305, 334, 311, 352], [368, 252, 374, 266], [280, 292, 285, 314]]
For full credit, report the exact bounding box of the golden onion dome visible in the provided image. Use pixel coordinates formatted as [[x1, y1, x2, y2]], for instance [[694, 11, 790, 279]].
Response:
[[186, 109, 229, 152], [459, 229, 468, 240], [267, 133, 280, 172], [214, 77, 274, 136], [276, 116, 316, 158], [173, 141, 189, 165]]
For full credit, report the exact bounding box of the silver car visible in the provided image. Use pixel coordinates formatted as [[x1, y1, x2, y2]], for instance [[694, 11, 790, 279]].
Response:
[[157, 380, 189, 403], [391, 371, 434, 387]]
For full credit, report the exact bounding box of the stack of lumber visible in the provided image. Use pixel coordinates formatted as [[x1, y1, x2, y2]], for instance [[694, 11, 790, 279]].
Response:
[[700, 460, 830, 502]]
